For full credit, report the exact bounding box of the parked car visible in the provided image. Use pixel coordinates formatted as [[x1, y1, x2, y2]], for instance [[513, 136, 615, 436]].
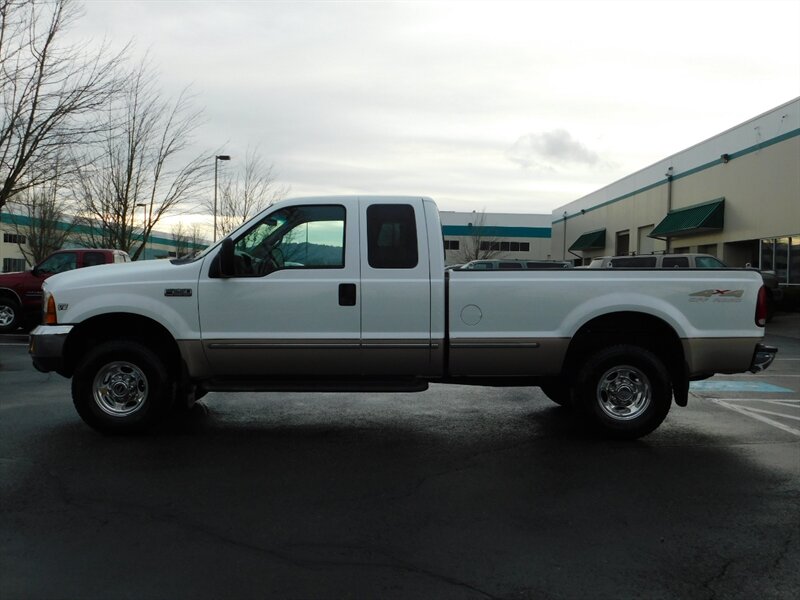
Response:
[[586, 253, 780, 319], [460, 259, 574, 270], [586, 253, 726, 269], [0, 248, 130, 333]]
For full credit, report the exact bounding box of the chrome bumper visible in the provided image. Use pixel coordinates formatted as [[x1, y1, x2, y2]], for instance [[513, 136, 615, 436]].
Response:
[[29, 325, 73, 373], [749, 343, 778, 373]]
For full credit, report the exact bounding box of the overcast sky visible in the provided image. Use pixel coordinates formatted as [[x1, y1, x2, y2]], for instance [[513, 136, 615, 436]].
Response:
[[73, 0, 800, 223]]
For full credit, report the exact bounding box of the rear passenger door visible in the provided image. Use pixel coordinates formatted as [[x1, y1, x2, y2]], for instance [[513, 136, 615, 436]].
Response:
[[359, 199, 433, 375]]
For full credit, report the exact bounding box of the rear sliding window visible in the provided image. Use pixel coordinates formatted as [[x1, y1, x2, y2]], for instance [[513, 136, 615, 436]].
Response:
[[367, 204, 418, 269]]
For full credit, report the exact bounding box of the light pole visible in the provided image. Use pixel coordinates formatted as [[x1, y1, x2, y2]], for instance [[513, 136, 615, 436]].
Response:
[[136, 203, 147, 259], [213, 154, 231, 242]]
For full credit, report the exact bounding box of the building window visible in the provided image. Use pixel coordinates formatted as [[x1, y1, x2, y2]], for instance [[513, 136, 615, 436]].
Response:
[[444, 239, 460, 251], [3, 233, 26, 244], [762, 236, 800, 284], [479, 241, 530, 252], [2, 258, 26, 272]]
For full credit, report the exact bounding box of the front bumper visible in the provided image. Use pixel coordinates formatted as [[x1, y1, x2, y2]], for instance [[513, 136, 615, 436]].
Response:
[[749, 343, 778, 373], [29, 325, 73, 373]]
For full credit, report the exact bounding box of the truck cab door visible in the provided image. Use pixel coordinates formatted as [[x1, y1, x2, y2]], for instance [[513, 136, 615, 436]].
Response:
[[358, 199, 434, 375], [197, 199, 361, 377]]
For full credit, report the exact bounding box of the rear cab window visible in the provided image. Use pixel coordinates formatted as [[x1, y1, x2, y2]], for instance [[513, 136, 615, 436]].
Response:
[[81, 252, 106, 268], [367, 204, 418, 269]]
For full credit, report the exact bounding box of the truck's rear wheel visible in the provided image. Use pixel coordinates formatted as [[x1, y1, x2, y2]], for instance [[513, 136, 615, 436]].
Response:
[[0, 298, 21, 333], [573, 345, 672, 439], [72, 340, 173, 433]]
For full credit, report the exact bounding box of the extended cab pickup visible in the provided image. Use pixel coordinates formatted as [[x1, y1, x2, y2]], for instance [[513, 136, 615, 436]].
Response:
[[29, 196, 777, 438], [0, 248, 130, 333]]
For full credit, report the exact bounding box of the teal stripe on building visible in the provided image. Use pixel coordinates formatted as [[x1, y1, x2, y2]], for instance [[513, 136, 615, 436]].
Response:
[[0, 211, 207, 251], [442, 225, 551, 238]]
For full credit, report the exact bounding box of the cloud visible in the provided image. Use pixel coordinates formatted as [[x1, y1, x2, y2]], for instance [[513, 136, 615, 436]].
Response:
[[506, 129, 601, 171]]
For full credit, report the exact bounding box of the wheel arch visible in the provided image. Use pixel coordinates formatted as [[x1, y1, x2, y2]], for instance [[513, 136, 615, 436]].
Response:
[[0, 287, 22, 305], [564, 311, 689, 406], [62, 313, 182, 378]]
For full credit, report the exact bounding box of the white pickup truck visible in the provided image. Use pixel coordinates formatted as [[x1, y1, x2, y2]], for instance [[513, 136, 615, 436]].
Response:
[[29, 196, 777, 438]]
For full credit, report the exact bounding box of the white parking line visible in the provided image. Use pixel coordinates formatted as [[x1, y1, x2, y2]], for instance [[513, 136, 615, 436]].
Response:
[[711, 398, 800, 437]]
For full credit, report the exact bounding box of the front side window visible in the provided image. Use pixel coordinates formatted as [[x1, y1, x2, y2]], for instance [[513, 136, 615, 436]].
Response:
[[695, 256, 726, 268], [37, 252, 77, 274], [230, 205, 345, 276], [367, 204, 418, 269]]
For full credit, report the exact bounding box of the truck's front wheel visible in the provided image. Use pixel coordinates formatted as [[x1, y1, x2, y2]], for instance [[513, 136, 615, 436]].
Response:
[[72, 341, 173, 434], [574, 345, 672, 439]]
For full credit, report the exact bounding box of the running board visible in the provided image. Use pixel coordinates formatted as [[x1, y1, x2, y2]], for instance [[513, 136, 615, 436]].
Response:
[[203, 378, 429, 393]]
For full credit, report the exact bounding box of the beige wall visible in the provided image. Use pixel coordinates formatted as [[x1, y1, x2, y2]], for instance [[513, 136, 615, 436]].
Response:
[[552, 135, 800, 266]]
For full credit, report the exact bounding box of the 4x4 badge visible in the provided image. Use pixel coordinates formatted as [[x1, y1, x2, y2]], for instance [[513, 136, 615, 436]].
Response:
[[690, 289, 744, 298]]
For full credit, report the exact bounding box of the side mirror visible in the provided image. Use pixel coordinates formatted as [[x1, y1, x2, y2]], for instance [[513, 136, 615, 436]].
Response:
[[219, 238, 235, 278]]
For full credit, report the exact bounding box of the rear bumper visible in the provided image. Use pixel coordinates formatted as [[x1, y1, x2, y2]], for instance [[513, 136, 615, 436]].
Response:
[[750, 344, 778, 373], [29, 325, 72, 373]]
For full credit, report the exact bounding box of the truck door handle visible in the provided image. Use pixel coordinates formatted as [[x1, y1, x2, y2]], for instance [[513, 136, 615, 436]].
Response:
[[339, 283, 357, 306]]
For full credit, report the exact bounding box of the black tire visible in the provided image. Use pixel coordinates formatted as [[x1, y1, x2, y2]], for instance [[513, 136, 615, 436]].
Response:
[[573, 344, 672, 439], [540, 379, 571, 406], [0, 298, 21, 333], [72, 340, 174, 434]]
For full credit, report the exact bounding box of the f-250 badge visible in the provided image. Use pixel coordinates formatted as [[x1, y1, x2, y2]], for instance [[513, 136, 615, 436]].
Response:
[[164, 288, 193, 297], [689, 289, 744, 302]]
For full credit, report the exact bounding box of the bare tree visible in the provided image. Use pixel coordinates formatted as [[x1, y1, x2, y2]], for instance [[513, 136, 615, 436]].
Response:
[[170, 222, 190, 257], [170, 222, 208, 258], [457, 209, 501, 263], [209, 147, 288, 238], [0, 0, 125, 211], [73, 59, 209, 259], [8, 177, 75, 264]]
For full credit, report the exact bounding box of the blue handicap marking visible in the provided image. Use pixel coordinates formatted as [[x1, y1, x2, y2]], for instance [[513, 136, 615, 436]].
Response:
[[689, 381, 794, 393]]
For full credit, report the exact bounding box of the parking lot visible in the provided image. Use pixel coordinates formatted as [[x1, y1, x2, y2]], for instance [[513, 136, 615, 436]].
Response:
[[1, 316, 798, 599]]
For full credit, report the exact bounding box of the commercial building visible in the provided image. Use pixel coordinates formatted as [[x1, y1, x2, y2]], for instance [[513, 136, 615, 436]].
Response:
[[440, 211, 552, 266], [549, 98, 799, 298], [0, 211, 205, 272]]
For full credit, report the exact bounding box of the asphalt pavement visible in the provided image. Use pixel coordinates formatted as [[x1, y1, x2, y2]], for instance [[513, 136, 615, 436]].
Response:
[[0, 315, 798, 599]]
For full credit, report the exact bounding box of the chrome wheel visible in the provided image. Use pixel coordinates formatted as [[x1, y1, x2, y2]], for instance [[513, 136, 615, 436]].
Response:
[[92, 361, 149, 417], [596, 365, 651, 421]]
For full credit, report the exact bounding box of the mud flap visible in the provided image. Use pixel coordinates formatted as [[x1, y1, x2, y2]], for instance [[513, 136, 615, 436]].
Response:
[[673, 363, 690, 407]]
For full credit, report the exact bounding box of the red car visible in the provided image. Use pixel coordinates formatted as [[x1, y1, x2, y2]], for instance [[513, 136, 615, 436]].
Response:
[[0, 248, 130, 333]]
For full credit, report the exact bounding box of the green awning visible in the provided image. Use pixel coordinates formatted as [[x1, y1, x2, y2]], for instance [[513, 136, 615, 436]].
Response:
[[569, 229, 606, 252], [650, 198, 725, 238]]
